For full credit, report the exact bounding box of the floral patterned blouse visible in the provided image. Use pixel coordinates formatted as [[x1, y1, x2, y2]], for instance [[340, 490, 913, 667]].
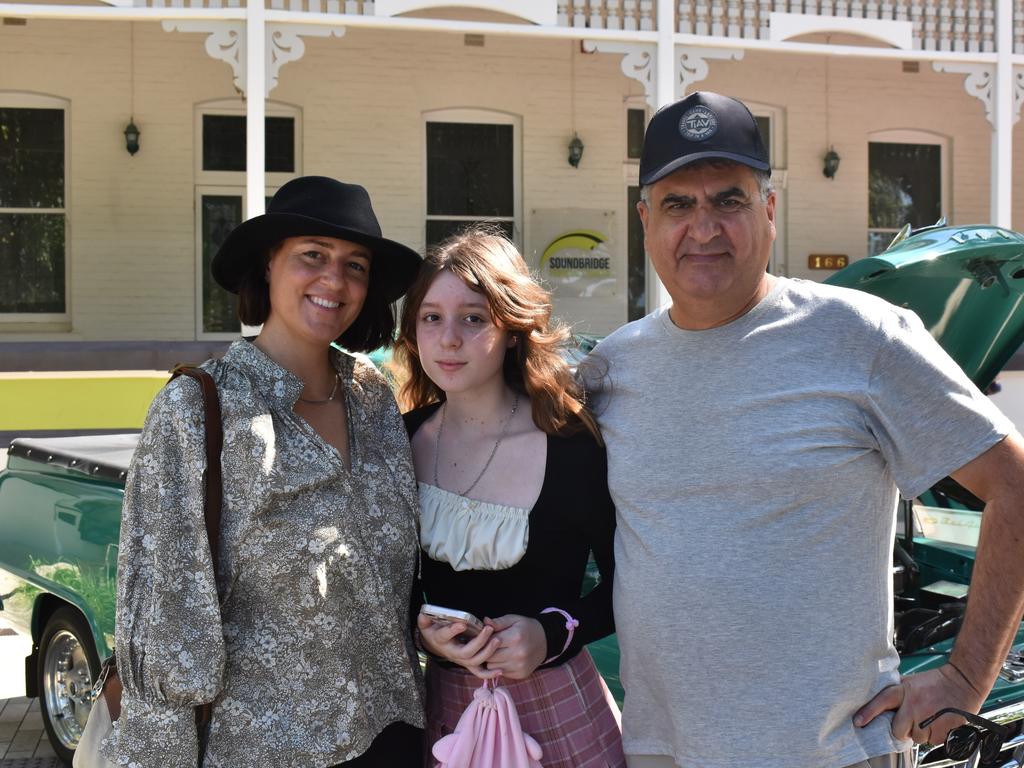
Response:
[[101, 340, 425, 768]]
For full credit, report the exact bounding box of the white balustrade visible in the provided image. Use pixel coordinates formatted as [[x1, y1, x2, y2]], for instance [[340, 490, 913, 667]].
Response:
[[695, 0, 709, 32], [624, 0, 638, 29], [967, 0, 979, 51], [743, 0, 757, 36], [952, 0, 965, 50], [679, 0, 694, 30], [981, 0, 994, 51], [710, 0, 724, 33], [939, 0, 953, 47], [640, 0, 654, 28], [127, 0, 1016, 55], [1016, 0, 1024, 52], [608, 0, 624, 29], [909, 0, 925, 45], [726, 0, 739, 34]]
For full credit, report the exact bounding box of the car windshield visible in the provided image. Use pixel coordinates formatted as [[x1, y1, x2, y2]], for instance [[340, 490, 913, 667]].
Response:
[[911, 502, 982, 549]]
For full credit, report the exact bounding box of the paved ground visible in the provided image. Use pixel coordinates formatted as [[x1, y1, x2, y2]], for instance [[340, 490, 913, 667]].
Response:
[[0, 627, 61, 767]]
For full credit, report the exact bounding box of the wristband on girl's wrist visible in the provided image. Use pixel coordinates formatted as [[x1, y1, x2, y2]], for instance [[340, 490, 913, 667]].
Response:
[[541, 607, 579, 664]]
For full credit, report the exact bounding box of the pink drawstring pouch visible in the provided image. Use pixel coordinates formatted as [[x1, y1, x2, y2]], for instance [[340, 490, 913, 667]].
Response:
[[432, 678, 543, 768]]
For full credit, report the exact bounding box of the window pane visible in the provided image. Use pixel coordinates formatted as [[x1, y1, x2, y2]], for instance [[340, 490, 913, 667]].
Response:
[[869, 143, 941, 230], [754, 116, 771, 163], [627, 109, 645, 159], [201, 195, 242, 333], [426, 219, 514, 249], [426, 123, 513, 217], [202, 115, 295, 172], [0, 108, 64, 208], [0, 213, 65, 312], [203, 115, 245, 172], [266, 117, 295, 173], [627, 186, 645, 321]]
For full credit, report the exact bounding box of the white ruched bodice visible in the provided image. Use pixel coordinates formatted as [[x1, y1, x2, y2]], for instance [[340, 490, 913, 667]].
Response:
[[418, 482, 530, 571]]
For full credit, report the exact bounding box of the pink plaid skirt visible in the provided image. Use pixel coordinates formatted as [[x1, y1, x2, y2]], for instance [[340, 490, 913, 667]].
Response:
[[425, 649, 625, 768]]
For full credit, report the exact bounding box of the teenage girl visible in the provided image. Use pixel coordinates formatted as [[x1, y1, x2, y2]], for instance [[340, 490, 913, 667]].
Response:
[[397, 229, 625, 768]]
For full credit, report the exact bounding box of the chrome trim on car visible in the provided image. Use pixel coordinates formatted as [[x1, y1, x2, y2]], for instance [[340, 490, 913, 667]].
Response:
[[1002, 651, 1024, 684]]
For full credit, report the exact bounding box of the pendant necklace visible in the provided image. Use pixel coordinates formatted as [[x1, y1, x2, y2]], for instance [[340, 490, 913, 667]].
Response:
[[433, 392, 520, 496], [298, 373, 340, 405]]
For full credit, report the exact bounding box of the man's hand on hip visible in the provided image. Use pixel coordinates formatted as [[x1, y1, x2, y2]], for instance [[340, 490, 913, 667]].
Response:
[[853, 664, 985, 745]]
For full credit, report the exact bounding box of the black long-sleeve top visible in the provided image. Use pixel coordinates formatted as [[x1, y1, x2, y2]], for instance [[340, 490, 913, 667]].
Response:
[[405, 403, 616, 666]]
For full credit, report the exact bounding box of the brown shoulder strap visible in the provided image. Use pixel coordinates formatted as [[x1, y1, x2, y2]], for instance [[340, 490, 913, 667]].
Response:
[[169, 365, 224, 570]]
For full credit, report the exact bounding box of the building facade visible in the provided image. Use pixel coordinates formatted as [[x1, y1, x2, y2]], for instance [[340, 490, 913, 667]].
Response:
[[2, 0, 1024, 368]]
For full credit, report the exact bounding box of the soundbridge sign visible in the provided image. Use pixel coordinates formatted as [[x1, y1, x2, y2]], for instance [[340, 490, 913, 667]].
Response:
[[529, 209, 618, 299]]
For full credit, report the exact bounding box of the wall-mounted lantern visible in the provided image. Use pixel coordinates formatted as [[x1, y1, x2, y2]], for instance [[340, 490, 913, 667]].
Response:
[[568, 133, 584, 168], [124, 119, 141, 156]]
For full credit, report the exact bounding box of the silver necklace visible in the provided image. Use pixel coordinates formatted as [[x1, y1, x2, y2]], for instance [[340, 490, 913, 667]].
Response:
[[297, 374, 340, 405], [433, 392, 520, 496]]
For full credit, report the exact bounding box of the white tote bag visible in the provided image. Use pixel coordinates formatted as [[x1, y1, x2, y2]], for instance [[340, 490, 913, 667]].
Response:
[[72, 691, 119, 768]]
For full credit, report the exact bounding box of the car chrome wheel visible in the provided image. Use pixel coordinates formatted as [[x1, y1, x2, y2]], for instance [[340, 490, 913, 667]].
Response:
[[42, 627, 94, 748]]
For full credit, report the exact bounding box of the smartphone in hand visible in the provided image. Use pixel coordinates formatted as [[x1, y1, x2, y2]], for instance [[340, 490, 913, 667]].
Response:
[[421, 604, 484, 638]]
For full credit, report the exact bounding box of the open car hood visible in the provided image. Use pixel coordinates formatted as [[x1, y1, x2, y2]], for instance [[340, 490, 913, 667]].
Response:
[[825, 225, 1024, 391]]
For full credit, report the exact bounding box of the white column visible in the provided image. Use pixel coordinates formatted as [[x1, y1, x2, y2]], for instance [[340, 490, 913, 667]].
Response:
[[653, 0, 676, 310], [993, 0, 1012, 227], [246, 0, 266, 220], [657, 0, 676, 106]]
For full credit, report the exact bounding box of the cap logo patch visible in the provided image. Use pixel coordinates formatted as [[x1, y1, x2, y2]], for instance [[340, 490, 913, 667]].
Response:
[[679, 105, 718, 142]]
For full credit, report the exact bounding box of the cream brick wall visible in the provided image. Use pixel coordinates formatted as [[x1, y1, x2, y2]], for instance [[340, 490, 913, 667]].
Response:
[[2, 19, 1020, 344]]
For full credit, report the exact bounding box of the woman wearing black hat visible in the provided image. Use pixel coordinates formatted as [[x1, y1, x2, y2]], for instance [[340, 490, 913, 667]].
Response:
[[101, 177, 426, 767]]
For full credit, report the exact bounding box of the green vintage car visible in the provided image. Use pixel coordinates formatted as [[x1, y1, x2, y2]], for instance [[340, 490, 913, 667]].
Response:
[[2, 224, 1024, 765]]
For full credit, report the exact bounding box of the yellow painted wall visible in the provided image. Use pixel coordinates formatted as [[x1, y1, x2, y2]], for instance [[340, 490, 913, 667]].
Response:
[[0, 372, 166, 430]]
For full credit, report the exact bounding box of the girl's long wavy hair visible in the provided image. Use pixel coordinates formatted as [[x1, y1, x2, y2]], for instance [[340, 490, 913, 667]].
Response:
[[397, 229, 600, 442]]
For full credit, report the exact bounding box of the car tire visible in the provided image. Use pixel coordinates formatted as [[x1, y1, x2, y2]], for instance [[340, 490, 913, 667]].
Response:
[[37, 606, 101, 766]]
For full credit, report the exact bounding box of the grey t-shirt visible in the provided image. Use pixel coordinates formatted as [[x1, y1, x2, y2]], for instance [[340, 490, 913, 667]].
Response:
[[588, 277, 1013, 768]]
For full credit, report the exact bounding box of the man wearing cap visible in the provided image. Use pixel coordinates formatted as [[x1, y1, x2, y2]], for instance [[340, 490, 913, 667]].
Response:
[[587, 91, 1024, 768]]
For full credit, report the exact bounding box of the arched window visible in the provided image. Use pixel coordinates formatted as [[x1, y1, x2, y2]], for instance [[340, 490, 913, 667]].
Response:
[[423, 108, 522, 248], [868, 129, 950, 257], [0, 92, 69, 321], [193, 99, 301, 338]]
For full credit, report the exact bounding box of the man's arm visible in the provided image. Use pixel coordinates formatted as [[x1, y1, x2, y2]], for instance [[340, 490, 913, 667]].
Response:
[[855, 431, 1024, 745]]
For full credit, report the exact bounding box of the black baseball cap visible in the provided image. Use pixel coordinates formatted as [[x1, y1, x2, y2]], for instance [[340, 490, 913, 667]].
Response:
[[639, 91, 770, 185]]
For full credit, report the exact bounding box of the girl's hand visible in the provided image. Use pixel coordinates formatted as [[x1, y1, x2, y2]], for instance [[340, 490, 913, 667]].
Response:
[[416, 611, 501, 679], [481, 615, 548, 680]]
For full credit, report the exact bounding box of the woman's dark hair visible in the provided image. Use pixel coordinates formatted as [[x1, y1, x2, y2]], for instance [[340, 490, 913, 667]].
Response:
[[396, 228, 600, 442], [236, 241, 397, 352]]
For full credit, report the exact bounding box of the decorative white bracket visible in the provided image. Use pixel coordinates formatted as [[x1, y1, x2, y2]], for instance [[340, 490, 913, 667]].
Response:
[[580, 43, 744, 107], [163, 20, 245, 92], [266, 26, 344, 93], [162, 20, 344, 96], [678, 47, 744, 96], [932, 61, 995, 125], [582, 40, 656, 109]]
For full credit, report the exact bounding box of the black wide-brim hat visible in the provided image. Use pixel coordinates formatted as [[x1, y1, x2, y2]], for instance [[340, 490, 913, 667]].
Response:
[[212, 176, 422, 303]]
